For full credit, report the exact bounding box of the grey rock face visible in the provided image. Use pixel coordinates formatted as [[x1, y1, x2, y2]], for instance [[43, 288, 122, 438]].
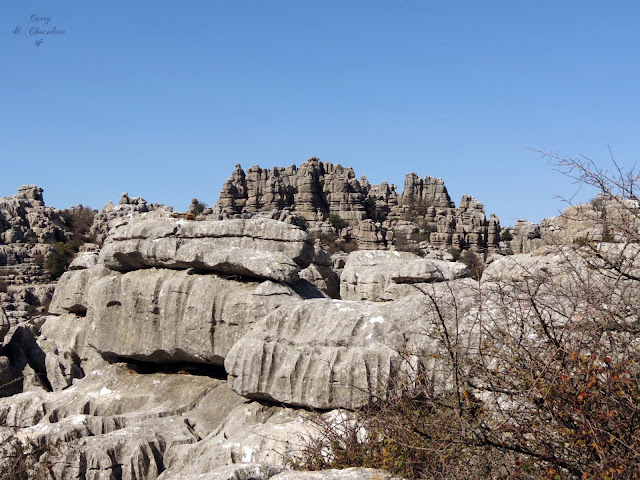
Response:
[[225, 278, 481, 410], [0, 304, 8, 342], [100, 218, 314, 282], [271, 468, 402, 480], [214, 160, 501, 253], [0, 363, 246, 480], [48, 266, 112, 315], [0, 185, 64, 245], [340, 250, 468, 301], [87, 269, 302, 365], [68, 251, 99, 270], [160, 402, 312, 479], [214, 159, 368, 224], [165, 463, 284, 480]]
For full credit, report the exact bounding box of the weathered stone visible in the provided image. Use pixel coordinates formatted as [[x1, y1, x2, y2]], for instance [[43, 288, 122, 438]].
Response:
[[270, 468, 403, 480], [69, 252, 99, 270], [48, 266, 112, 315], [0, 305, 8, 342], [87, 270, 302, 365], [225, 280, 481, 410], [100, 218, 314, 282], [0, 363, 244, 479], [299, 264, 339, 299], [163, 463, 284, 480], [160, 402, 311, 479], [214, 161, 501, 254], [340, 250, 468, 301]]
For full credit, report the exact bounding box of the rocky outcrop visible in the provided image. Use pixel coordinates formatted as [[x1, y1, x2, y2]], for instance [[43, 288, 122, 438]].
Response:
[[90, 192, 173, 245], [100, 218, 314, 283], [507, 219, 544, 254], [340, 250, 468, 301], [298, 242, 339, 298], [87, 270, 303, 365], [214, 159, 368, 224], [0, 186, 67, 323], [0, 363, 246, 479], [159, 402, 312, 479], [225, 280, 479, 410], [214, 159, 501, 253], [40, 217, 316, 367], [0, 185, 64, 245]]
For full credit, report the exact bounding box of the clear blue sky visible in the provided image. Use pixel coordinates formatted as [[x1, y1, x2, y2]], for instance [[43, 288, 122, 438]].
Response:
[[2, 1, 639, 225]]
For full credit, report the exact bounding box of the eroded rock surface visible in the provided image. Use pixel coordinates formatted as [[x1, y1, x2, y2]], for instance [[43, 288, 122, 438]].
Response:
[[340, 250, 468, 301]]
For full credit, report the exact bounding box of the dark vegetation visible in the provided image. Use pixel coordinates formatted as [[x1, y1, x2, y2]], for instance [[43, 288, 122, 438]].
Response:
[[364, 197, 388, 223], [45, 205, 96, 279], [328, 213, 348, 231], [291, 155, 640, 479], [189, 198, 207, 215], [314, 233, 358, 254], [459, 250, 484, 280], [500, 230, 513, 242]]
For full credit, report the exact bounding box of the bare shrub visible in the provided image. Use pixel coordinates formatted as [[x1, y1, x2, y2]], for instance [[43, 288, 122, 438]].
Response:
[[292, 154, 640, 479]]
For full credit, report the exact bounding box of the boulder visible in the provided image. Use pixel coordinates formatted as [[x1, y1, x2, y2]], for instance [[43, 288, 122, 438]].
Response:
[[48, 265, 112, 315], [0, 305, 9, 342], [160, 402, 313, 479], [271, 468, 402, 480], [0, 363, 245, 479], [340, 250, 468, 301], [68, 252, 99, 270], [226, 281, 479, 410], [100, 218, 314, 283], [87, 270, 302, 365]]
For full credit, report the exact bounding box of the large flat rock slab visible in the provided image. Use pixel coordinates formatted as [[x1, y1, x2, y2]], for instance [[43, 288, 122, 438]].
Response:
[[100, 218, 314, 283], [87, 270, 302, 365], [340, 250, 468, 301]]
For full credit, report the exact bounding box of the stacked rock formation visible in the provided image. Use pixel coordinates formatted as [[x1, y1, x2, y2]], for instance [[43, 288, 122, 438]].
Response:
[[90, 192, 173, 245], [214, 158, 501, 253], [4, 212, 456, 478], [0, 186, 65, 322]]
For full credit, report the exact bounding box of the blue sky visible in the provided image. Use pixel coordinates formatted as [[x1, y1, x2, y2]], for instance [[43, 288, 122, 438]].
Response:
[[1, 1, 639, 225]]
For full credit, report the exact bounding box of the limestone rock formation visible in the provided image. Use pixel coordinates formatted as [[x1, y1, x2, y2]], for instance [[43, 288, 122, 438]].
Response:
[[507, 219, 544, 254], [90, 192, 173, 245], [0, 363, 246, 479], [214, 159, 501, 254], [87, 270, 303, 365], [340, 250, 468, 301], [100, 218, 314, 282], [225, 281, 479, 410]]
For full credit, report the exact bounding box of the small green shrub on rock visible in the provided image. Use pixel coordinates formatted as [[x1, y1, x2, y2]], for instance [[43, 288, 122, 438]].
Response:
[[45, 242, 74, 279]]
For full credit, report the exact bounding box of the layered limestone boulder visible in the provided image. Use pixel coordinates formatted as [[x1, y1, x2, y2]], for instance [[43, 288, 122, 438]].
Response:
[[89, 192, 173, 245], [507, 219, 544, 254], [214, 158, 368, 224], [298, 242, 339, 298], [0, 185, 64, 245], [0, 186, 66, 322], [87, 270, 303, 364], [0, 363, 246, 479], [42, 217, 316, 367], [225, 280, 480, 410], [159, 402, 313, 479], [100, 218, 314, 283], [340, 250, 468, 301]]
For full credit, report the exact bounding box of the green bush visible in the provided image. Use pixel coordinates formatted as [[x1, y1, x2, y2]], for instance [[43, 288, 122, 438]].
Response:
[[60, 205, 96, 246], [500, 230, 513, 242], [189, 198, 207, 216], [460, 250, 484, 280], [329, 214, 348, 231], [45, 242, 74, 279]]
